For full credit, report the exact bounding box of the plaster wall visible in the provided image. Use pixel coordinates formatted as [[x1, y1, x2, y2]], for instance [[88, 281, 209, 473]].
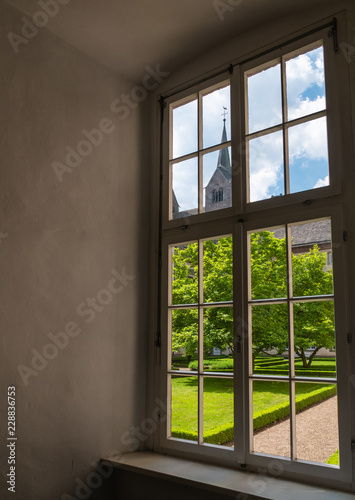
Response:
[[0, 2, 149, 499]]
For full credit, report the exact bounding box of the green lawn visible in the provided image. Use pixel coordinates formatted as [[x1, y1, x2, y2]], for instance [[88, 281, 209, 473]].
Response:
[[171, 376, 334, 434], [171, 357, 338, 463]]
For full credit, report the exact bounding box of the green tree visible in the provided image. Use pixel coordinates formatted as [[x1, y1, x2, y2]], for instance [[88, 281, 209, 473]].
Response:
[[171, 232, 334, 368], [171, 239, 233, 358], [250, 231, 334, 367]]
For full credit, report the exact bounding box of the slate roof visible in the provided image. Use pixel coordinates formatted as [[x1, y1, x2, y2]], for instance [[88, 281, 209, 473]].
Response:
[[273, 220, 331, 247], [174, 208, 199, 219], [217, 164, 232, 181]]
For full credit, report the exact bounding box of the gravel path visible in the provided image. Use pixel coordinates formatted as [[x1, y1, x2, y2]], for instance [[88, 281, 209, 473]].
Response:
[[253, 396, 338, 462]]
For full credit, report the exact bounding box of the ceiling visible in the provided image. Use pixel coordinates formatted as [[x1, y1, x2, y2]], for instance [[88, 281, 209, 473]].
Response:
[[8, 0, 329, 82]]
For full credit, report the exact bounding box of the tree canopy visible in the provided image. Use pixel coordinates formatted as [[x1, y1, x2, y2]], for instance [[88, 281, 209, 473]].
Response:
[[171, 232, 334, 367]]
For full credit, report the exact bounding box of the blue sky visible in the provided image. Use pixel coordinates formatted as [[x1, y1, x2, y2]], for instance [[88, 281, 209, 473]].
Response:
[[172, 45, 329, 210], [172, 85, 231, 212]]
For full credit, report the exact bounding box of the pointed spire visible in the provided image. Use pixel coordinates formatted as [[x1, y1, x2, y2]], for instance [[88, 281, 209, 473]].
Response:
[[217, 111, 231, 170]]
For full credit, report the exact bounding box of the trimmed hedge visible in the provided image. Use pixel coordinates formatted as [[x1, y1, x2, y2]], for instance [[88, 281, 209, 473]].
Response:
[[255, 360, 288, 367], [171, 385, 336, 445], [253, 385, 336, 430], [188, 359, 234, 371], [186, 365, 335, 377], [254, 368, 335, 377]]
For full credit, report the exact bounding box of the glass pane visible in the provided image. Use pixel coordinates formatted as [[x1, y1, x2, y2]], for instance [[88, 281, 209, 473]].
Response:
[[250, 227, 287, 300], [171, 309, 198, 370], [170, 375, 198, 442], [204, 377, 234, 447], [251, 304, 289, 374], [291, 219, 333, 297], [293, 301, 336, 377], [295, 382, 339, 465], [203, 85, 231, 149], [286, 46, 326, 121], [171, 242, 198, 305], [203, 237, 233, 303], [288, 116, 329, 194], [172, 98, 198, 159], [248, 130, 284, 202], [203, 307, 233, 365], [252, 380, 290, 458], [247, 63, 282, 134], [203, 147, 232, 213], [172, 157, 198, 219]]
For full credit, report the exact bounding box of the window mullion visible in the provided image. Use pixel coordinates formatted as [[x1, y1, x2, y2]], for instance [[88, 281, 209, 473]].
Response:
[[234, 221, 246, 462], [198, 239, 204, 445], [198, 93, 203, 214], [281, 56, 290, 196], [230, 66, 243, 212], [286, 224, 297, 460]]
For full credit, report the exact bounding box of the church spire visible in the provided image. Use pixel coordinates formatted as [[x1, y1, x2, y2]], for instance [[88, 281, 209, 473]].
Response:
[[217, 108, 231, 170]]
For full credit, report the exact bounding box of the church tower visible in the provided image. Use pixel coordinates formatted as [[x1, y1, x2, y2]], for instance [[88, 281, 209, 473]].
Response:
[[205, 112, 232, 212]]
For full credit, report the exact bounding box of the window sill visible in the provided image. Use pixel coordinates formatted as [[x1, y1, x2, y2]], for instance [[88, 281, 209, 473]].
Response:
[[101, 451, 354, 500]]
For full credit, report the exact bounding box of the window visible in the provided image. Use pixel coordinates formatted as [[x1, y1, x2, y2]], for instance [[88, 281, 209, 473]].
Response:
[[157, 21, 352, 491], [169, 82, 231, 219], [246, 43, 329, 202], [212, 188, 224, 203]]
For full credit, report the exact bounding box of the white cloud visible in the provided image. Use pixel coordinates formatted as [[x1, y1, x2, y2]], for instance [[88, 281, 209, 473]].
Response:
[[288, 95, 325, 121], [286, 48, 325, 120], [173, 100, 198, 158], [289, 116, 328, 163], [247, 64, 282, 133], [172, 158, 198, 211], [249, 131, 284, 202], [313, 175, 329, 188]]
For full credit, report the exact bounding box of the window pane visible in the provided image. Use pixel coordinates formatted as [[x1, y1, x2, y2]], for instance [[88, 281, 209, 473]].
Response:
[[204, 377, 234, 447], [203, 237, 233, 303], [248, 130, 284, 202], [172, 98, 198, 159], [251, 304, 289, 373], [250, 227, 287, 300], [170, 375, 198, 442], [202, 85, 231, 149], [171, 309, 199, 370], [288, 117, 329, 194], [247, 63, 282, 134], [203, 147, 232, 213], [293, 301, 336, 377], [171, 242, 198, 305], [286, 46, 326, 121], [203, 307, 233, 363], [291, 219, 333, 297], [172, 157, 198, 219], [295, 382, 339, 466], [252, 380, 290, 458]]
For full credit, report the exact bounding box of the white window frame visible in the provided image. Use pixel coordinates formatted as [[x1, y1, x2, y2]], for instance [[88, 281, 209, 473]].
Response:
[[154, 16, 354, 491]]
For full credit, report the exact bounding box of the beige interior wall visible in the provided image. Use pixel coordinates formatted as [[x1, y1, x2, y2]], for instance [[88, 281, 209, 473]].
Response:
[[0, 2, 149, 499]]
